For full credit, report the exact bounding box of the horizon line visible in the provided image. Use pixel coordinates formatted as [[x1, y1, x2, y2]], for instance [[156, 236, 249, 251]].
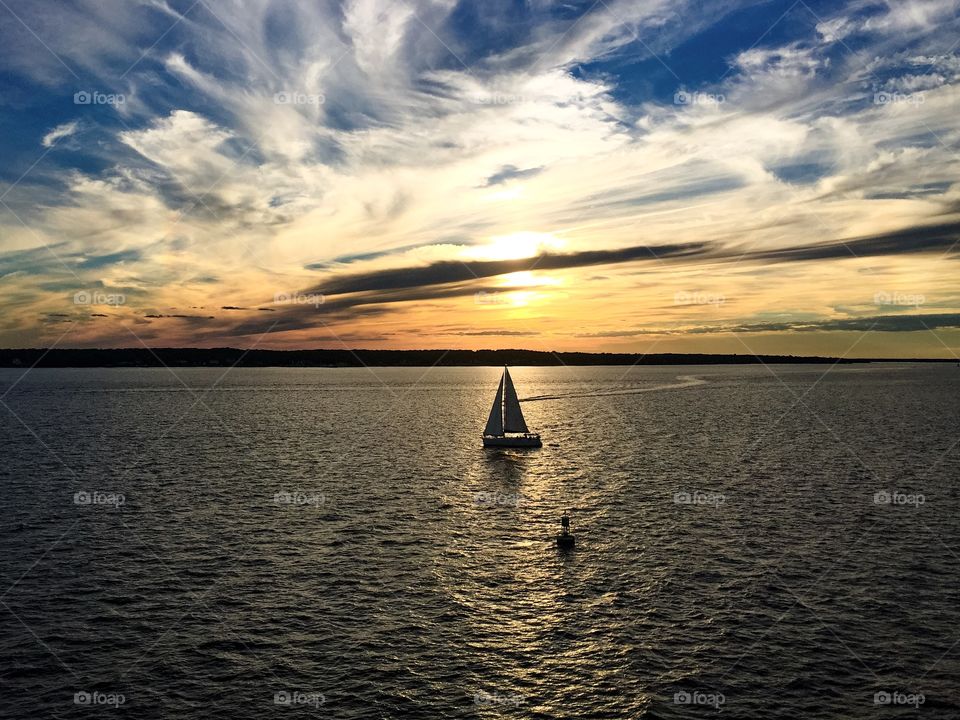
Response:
[[0, 347, 956, 366]]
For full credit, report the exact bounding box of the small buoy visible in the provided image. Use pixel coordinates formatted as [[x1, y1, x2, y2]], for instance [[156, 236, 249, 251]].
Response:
[[556, 511, 575, 551]]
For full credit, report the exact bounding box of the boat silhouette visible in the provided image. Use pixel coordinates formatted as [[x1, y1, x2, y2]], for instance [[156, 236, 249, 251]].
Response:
[[482, 367, 542, 448]]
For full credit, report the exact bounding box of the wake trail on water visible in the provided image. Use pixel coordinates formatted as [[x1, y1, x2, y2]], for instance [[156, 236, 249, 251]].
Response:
[[522, 375, 707, 402]]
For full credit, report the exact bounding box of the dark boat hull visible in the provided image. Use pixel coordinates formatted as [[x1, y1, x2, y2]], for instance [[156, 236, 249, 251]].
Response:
[[482, 434, 542, 448]]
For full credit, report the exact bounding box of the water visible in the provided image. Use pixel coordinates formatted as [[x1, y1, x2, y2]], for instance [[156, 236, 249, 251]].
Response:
[[1, 364, 958, 718]]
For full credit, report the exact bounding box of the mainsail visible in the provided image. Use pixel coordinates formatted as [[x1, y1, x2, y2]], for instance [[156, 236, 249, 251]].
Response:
[[483, 375, 504, 436], [502, 368, 530, 434]]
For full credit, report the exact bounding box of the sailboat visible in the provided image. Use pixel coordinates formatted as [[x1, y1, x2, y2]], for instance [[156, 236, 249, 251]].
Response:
[[482, 367, 542, 448]]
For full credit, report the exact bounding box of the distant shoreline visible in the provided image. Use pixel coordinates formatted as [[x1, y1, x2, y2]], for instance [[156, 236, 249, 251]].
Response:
[[0, 348, 954, 368]]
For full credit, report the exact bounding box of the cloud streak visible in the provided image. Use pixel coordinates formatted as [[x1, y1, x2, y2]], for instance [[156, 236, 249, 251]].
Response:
[[308, 221, 960, 299], [311, 242, 708, 295], [577, 313, 960, 336]]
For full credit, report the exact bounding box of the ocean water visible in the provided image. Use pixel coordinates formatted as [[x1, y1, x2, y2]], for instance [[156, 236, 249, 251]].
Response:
[[1, 364, 958, 718]]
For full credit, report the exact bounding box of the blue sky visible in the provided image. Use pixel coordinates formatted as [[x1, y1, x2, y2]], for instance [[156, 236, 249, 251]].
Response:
[[0, 0, 958, 355]]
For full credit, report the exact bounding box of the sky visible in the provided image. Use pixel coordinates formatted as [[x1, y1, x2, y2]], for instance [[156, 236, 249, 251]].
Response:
[[0, 0, 958, 357]]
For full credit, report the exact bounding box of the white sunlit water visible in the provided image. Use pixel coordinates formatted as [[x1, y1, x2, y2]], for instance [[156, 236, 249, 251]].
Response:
[[0, 364, 958, 718]]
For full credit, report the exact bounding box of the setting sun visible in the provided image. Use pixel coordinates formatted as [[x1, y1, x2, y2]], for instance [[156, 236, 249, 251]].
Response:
[[468, 232, 567, 262]]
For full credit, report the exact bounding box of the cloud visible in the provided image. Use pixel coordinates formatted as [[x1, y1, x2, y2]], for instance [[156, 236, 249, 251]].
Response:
[[41, 121, 80, 148], [447, 330, 539, 336], [311, 242, 707, 296], [799, 313, 960, 332], [306, 242, 435, 269], [734, 221, 960, 264], [481, 164, 544, 187], [305, 221, 960, 300], [577, 313, 960, 336], [143, 314, 215, 320], [78, 249, 142, 269]]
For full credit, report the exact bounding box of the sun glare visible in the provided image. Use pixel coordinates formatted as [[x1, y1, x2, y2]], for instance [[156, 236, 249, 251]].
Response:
[[468, 232, 566, 262], [498, 271, 561, 288], [508, 290, 535, 307]]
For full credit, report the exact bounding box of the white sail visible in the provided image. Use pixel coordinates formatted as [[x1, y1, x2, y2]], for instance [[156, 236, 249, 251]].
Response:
[[502, 368, 529, 434], [483, 375, 504, 436]]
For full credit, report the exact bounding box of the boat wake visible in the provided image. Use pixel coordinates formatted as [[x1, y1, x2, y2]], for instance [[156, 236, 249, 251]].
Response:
[[522, 374, 707, 402]]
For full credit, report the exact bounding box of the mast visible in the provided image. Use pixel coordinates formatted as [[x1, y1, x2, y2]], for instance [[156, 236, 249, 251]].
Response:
[[484, 374, 505, 436], [501, 366, 507, 428]]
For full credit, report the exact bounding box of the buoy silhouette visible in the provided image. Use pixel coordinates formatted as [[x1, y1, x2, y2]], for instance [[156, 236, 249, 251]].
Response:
[[556, 510, 575, 551]]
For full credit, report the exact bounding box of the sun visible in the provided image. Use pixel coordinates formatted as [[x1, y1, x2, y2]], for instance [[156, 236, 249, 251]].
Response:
[[467, 231, 566, 262]]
